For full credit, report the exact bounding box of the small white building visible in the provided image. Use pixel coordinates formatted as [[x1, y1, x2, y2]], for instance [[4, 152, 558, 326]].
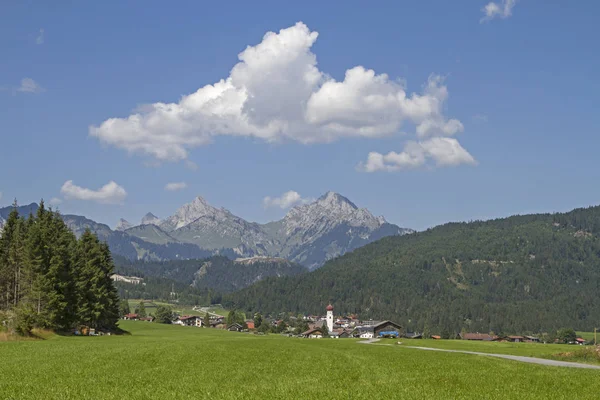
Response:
[[355, 326, 374, 339], [174, 316, 203, 327]]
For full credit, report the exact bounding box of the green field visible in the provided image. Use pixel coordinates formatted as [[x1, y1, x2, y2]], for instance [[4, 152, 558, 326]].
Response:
[[1, 322, 599, 399], [127, 300, 229, 318]]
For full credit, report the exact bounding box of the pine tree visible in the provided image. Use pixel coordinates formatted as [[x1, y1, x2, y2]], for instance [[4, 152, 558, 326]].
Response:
[[0, 202, 26, 310], [137, 301, 147, 318], [203, 312, 210, 328]]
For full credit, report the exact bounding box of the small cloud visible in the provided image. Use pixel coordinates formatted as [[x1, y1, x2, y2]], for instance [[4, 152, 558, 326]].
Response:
[[17, 78, 44, 94], [263, 191, 311, 209], [472, 114, 488, 123], [185, 160, 199, 171], [165, 182, 188, 192], [60, 180, 127, 205], [358, 137, 477, 173], [48, 197, 63, 206], [36, 29, 44, 45], [481, 0, 517, 22]]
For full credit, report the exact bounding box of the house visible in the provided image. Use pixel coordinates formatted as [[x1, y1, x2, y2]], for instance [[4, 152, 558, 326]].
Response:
[[431, 335, 442, 340], [245, 320, 255, 330], [175, 316, 203, 327], [302, 328, 326, 338], [507, 335, 525, 343], [373, 321, 403, 338], [227, 323, 243, 332], [123, 313, 139, 321], [353, 326, 374, 339], [330, 329, 350, 339], [525, 335, 540, 343], [139, 317, 154, 322], [576, 338, 586, 345], [460, 333, 497, 341], [404, 332, 423, 339]]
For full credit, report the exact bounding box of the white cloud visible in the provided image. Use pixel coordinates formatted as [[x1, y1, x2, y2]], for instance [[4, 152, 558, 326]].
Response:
[[185, 160, 199, 171], [359, 138, 477, 172], [48, 197, 63, 206], [263, 191, 311, 209], [36, 29, 44, 45], [60, 180, 127, 204], [165, 182, 187, 191], [89, 22, 471, 169], [481, 0, 517, 22], [17, 78, 44, 94], [472, 114, 488, 123]]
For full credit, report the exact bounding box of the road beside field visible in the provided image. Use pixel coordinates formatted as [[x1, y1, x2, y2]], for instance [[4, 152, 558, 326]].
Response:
[[403, 345, 600, 370]]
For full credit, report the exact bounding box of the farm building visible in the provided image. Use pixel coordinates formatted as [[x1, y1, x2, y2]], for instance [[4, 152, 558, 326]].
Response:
[[460, 333, 497, 341], [373, 321, 402, 338], [245, 320, 255, 330], [123, 313, 139, 321], [353, 326, 374, 339], [302, 328, 327, 338], [227, 323, 243, 332], [404, 332, 422, 339]]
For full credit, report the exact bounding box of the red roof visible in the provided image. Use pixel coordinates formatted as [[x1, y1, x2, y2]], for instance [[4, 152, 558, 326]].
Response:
[[125, 313, 138, 318], [460, 333, 496, 341], [326, 304, 334, 311]]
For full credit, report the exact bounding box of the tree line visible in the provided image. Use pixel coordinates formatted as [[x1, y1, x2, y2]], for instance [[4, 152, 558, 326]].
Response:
[[0, 201, 120, 335]]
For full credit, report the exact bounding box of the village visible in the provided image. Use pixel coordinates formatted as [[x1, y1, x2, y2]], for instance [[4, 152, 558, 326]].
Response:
[[122, 304, 591, 345]]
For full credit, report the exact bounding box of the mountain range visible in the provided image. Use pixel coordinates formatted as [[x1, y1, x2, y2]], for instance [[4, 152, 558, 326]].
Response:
[[0, 192, 412, 269]]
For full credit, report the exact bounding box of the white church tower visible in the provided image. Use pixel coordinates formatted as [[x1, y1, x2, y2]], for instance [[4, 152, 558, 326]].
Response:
[[326, 304, 334, 333]]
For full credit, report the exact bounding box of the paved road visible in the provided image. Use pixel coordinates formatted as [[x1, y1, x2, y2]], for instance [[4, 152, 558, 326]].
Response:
[[403, 346, 600, 370], [357, 339, 600, 369]]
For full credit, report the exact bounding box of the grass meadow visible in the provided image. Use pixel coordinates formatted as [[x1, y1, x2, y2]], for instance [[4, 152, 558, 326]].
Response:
[[1, 321, 599, 399]]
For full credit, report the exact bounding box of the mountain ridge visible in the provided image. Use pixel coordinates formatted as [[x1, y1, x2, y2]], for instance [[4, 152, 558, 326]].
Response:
[[0, 193, 411, 269]]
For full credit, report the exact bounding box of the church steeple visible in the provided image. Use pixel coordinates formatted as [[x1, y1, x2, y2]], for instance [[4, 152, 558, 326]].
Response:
[[326, 304, 334, 333]]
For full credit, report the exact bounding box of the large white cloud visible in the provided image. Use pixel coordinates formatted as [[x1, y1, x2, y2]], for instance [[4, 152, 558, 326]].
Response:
[[60, 180, 127, 204], [263, 191, 311, 209], [481, 0, 517, 22], [360, 138, 477, 172], [90, 22, 473, 170]]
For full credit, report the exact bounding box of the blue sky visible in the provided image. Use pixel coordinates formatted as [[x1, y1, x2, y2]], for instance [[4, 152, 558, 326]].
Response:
[[1, 0, 599, 231]]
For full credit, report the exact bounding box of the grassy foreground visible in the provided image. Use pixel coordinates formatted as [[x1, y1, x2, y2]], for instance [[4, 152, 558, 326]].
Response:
[[1, 322, 599, 399]]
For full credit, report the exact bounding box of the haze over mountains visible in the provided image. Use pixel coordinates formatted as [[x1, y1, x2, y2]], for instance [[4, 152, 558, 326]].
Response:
[[0, 192, 412, 269]]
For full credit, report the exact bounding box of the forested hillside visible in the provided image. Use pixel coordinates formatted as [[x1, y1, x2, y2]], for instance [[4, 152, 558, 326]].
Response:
[[0, 202, 120, 335], [114, 256, 307, 294], [225, 205, 600, 334]]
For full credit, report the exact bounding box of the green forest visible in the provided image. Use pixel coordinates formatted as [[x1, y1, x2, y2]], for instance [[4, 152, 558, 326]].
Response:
[[225, 205, 600, 335], [114, 256, 306, 293], [0, 201, 120, 335]]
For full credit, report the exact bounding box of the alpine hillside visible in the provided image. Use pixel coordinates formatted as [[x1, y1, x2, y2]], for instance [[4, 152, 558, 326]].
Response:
[[114, 255, 307, 294], [224, 204, 600, 334]]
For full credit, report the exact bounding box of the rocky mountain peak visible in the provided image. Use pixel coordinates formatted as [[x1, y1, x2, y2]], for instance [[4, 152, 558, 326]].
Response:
[[115, 218, 132, 231], [160, 195, 229, 231], [315, 191, 358, 211], [141, 212, 161, 226]]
